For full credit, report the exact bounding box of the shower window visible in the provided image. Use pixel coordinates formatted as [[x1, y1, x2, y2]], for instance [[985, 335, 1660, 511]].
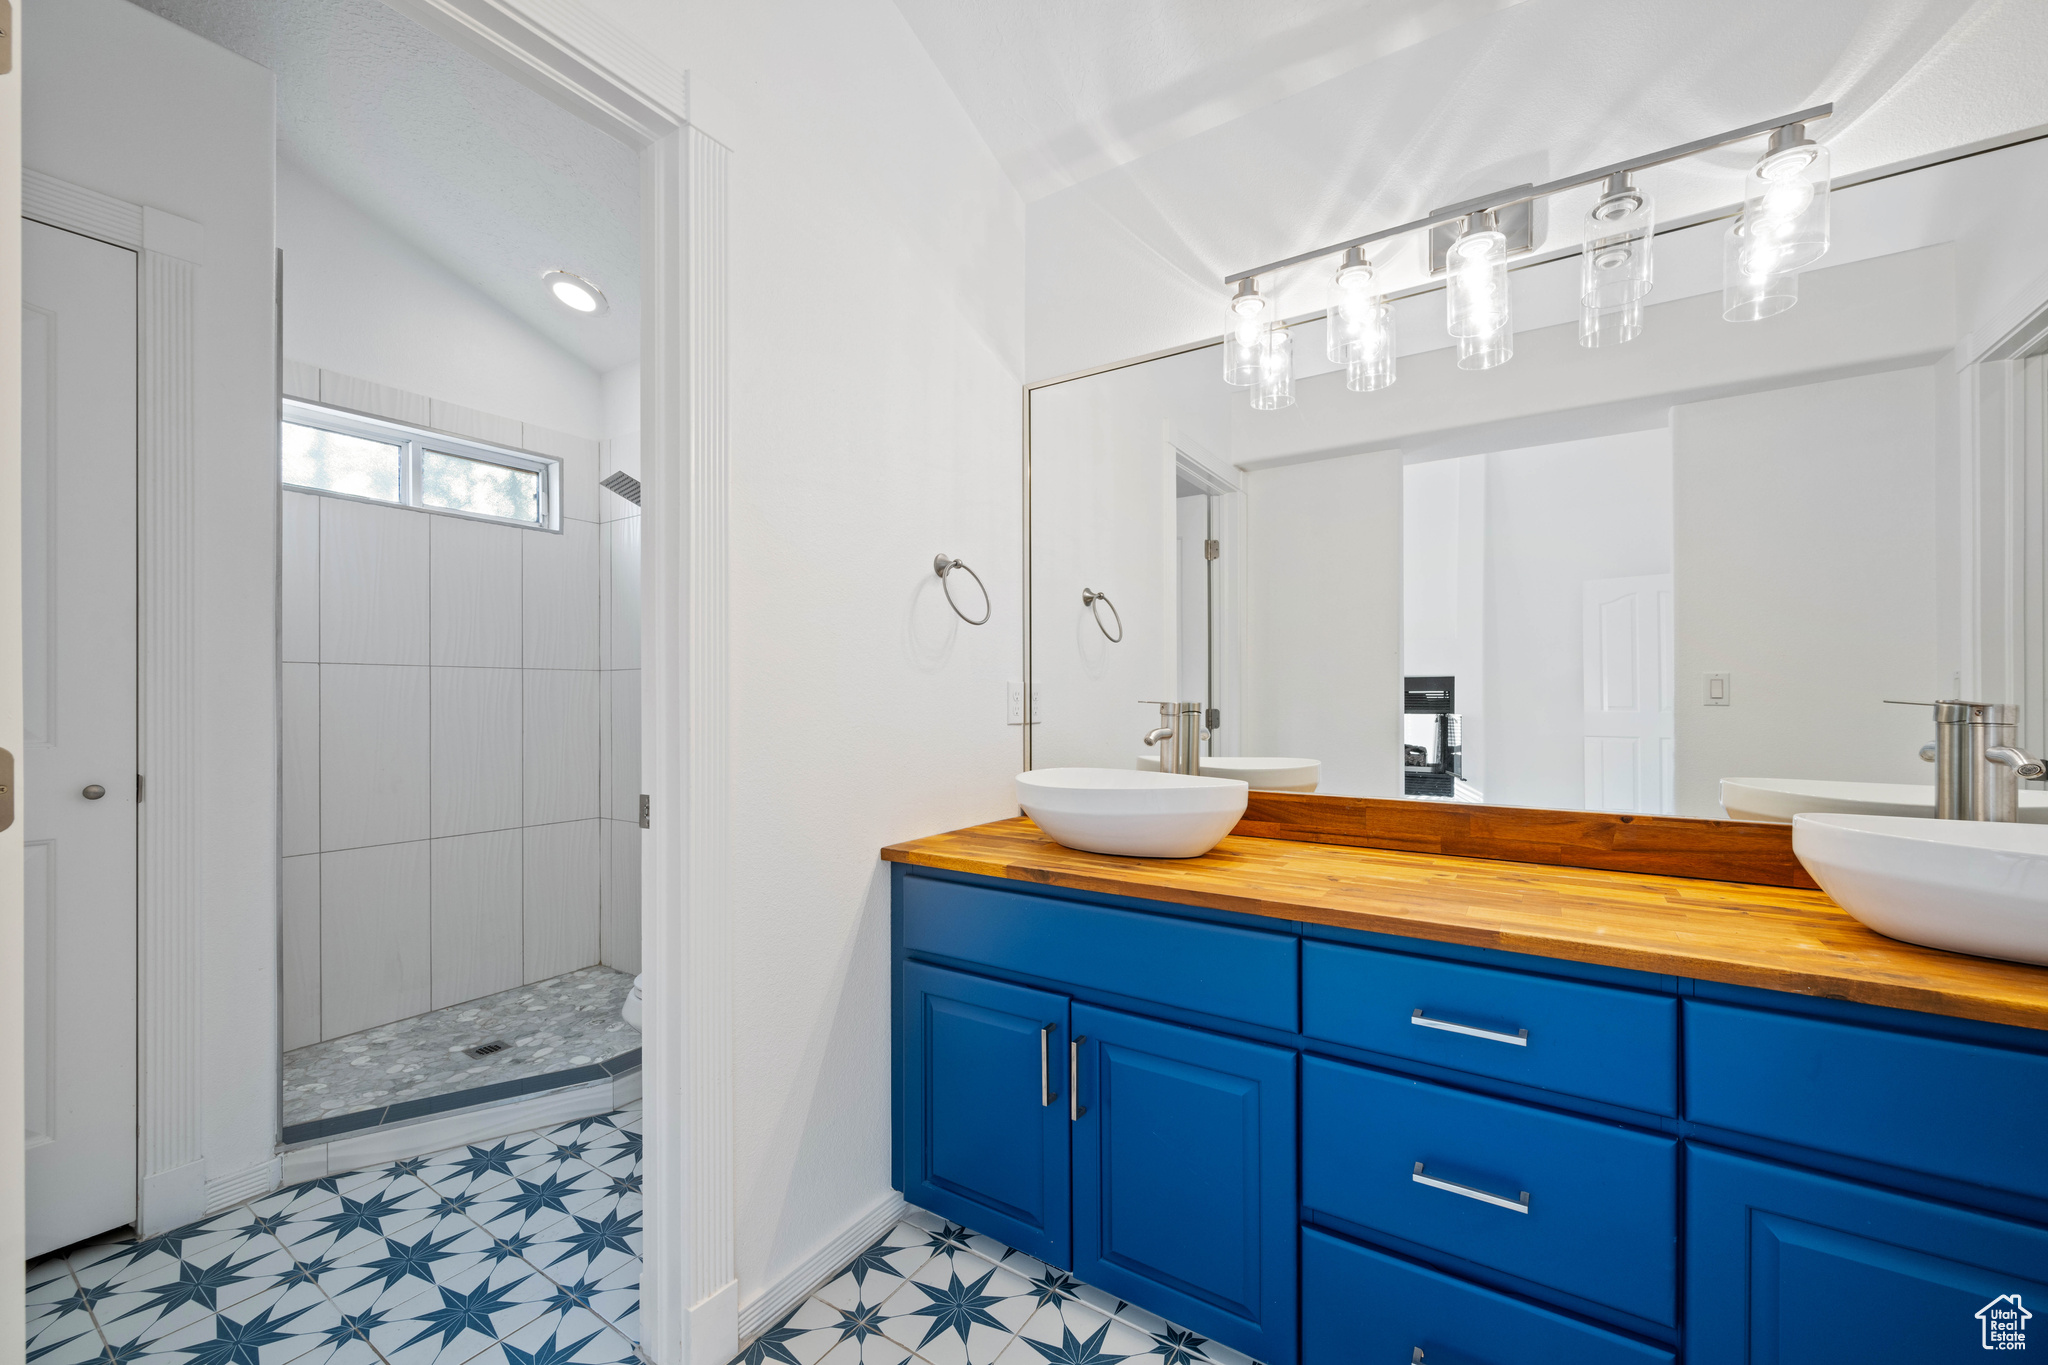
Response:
[[281, 398, 561, 531]]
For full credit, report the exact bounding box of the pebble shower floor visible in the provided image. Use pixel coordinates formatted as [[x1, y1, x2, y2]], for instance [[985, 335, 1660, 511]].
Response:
[[24, 1104, 1263, 1365]]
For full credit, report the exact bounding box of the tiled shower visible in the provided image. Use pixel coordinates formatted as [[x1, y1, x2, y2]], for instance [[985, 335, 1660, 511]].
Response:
[[280, 363, 641, 1134]]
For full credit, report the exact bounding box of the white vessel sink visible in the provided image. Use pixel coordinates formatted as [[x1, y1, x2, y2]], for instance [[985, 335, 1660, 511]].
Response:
[[1722, 777, 2048, 824], [1793, 813, 2048, 966], [1135, 754, 1320, 792], [1018, 767, 1249, 859]]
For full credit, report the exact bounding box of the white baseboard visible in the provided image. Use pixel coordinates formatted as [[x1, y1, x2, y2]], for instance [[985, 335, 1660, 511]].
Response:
[[279, 1072, 637, 1183], [205, 1158, 282, 1213], [736, 1192, 907, 1342], [139, 1158, 208, 1236]]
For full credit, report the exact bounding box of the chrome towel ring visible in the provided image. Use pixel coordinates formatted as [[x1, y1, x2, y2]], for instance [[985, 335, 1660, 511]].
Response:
[[934, 554, 991, 625], [1082, 588, 1123, 642]]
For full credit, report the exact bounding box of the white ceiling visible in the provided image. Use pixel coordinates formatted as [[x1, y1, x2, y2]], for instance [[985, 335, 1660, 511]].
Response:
[[131, 0, 640, 373], [899, 0, 2048, 371]]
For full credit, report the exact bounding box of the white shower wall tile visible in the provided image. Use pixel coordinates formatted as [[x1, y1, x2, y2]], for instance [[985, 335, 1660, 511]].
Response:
[[605, 670, 640, 824], [320, 663, 430, 851], [320, 841, 432, 1039], [524, 518, 601, 669], [526, 670, 601, 827], [430, 514, 523, 667], [282, 490, 321, 662], [282, 662, 320, 857], [431, 830, 525, 1009], [600, 820, 641, 976], [525, 820, 601, 982], [282, 854, 321, 1051], [430, 397, 523, 447], [319, 369, 431, 426], [320, 497, 429, 665], [607, 516, 640, 669], [431, 666, 524, 838]]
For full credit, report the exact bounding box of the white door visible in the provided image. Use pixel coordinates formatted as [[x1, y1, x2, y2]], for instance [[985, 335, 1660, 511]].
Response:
[[23, 219, 140, 1256], [1582, 573, 1674, 814], [1175, 494, 1207, 706]]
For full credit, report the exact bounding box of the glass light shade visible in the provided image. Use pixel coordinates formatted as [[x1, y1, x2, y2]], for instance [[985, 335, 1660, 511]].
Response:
[[1579, 298, 1643, 348], [1722, 214, 1799, 321], [1457, 323, 1512, 371], [1446, 223, 1510, 340], [1327, 262, 1381, 363], [1581, 186, 1654, 311], [1222, 286, 1271, 386], [1249, 325, 1294, 410], [1741, 138, 1830, 274], [1345, 300, 1396, 391]]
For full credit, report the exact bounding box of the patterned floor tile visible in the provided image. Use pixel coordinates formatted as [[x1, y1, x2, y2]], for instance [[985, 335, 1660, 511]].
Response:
[[366, 1259, 557, 1365], [810, 1332, 912, 1365], [578, 1260, 639, 1337], [26, 1307, 102, 1365], [873, 1249, 1036, 1365], [1006, 1297, 1160, 1365], [811, 1224, 935, 1313], [143, 1279, 340, 1365], [468, 1306, 639, 1365]]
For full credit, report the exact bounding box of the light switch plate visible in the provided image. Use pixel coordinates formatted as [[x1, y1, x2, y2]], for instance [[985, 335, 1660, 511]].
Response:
[[1705, 672, 1732, 706]]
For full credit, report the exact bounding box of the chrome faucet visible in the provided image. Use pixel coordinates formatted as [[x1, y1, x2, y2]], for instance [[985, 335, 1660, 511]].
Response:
[[1142, 701, 1206, 776], [1899, 700, 2047, 820]]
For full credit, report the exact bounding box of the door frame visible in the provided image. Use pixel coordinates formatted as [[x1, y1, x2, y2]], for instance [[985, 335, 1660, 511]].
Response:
[[22, 170, 208, 1236], [373, 5, 738, 1364]]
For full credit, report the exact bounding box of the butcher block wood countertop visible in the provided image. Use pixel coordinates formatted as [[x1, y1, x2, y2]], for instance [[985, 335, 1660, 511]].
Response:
[[882, 817, 2048, 1033]]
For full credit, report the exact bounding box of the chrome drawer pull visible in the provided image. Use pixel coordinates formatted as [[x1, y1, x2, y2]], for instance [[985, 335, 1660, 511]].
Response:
[[1411, 1161, 1530, 1213], [1040, 1023, 1058, 1107], [1411, 1008, 1528, 1046]]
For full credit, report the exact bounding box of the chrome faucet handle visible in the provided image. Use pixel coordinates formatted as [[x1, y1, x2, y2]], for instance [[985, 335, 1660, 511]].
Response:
[[1920, 744, 1937, 762], [1986, 746, 2048, 780]]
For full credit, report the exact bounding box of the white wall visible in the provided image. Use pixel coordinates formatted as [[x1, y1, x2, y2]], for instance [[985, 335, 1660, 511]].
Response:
[[583, 0, 1028, 1317], [279, 157, 603, 440], [1482, 431, 1674, 810], [1243, 450, 1404, 796], [1673, 367, 1941, 816], [27, 0, 280, 1209], [1030, 345, 1228, 771]]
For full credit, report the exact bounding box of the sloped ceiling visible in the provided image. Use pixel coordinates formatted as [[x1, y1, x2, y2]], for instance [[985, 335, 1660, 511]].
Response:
[[893, 0, 2048, 370], [130, 0, 639, 373]]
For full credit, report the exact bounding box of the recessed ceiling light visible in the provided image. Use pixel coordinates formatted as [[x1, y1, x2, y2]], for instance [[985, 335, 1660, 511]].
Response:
[[543, 270, 608, 315]]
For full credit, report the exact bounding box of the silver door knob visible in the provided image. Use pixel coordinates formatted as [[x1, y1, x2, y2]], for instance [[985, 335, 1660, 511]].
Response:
[[81, 784, 105, 800]]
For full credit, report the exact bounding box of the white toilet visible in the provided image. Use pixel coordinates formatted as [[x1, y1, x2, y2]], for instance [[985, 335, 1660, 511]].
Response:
[[622, 974, 644, 1031]]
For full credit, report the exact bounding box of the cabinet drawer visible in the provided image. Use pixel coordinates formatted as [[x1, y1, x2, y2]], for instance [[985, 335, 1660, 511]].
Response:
[[1303, 1227, 1673, 1365], [1303, 1057, 1677, 1327], [1303, 940, 1676, 1114], [1685, 1001, 2048, 1200], [901, 874, 1297, 1031]]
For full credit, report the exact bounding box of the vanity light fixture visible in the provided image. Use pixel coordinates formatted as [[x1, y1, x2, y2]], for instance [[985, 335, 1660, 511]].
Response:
[[1327, 247, 1396, 391], [543, 269, 609, 315], [1222, 278, 1273, 386], [1447, 212, 1512, 371], [1580, 172, 1653, 347], [1217, 103, 1834, 406]]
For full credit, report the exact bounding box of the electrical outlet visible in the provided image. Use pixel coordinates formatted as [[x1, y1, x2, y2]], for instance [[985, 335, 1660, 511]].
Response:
[[1705, 672, 1732, 706], [1007, 682, 1041, 724]]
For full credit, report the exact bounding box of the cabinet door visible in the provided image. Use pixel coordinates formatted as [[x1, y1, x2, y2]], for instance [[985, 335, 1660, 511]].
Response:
[[1072, 1004, 1297, 1365], [1687, 1145, 2048, 1364], [900, 962, 1071, 1265]]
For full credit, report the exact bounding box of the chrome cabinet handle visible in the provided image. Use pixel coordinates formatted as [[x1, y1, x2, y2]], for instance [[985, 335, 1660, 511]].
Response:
[[1069, 1036, 1087, 1120], [1411, 1161, 1530, 1213], [1411, 1008, 1527, 1046], [1040, 1023, 1058, 1106]]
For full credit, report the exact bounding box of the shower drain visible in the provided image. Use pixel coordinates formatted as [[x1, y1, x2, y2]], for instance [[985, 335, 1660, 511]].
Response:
[[463, 1039, 511, 1059]]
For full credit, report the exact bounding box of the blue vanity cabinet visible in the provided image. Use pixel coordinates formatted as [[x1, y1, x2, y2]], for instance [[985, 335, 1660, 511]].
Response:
[[1070, 1004, 1298, 1365], [1685, 1145, 2048, 1364], [898, 960, 1072, 1265]]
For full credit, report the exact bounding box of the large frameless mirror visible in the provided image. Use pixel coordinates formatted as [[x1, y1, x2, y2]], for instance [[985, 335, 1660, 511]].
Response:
[[1024, 132, 2048, 823]]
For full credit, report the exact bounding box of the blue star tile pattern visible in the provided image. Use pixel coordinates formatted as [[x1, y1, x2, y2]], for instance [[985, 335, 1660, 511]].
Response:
[[20, 1102, 1245, 1365]]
